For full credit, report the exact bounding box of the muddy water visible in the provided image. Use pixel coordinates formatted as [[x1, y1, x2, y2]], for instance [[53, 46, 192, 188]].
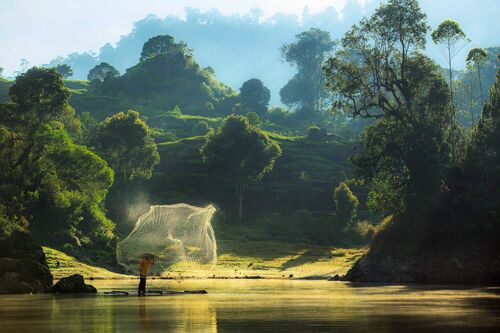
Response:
[[1, 279, 499, 332]]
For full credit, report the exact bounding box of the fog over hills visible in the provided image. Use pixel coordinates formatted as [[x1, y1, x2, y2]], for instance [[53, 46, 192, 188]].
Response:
[[3, 0, 499, 106]]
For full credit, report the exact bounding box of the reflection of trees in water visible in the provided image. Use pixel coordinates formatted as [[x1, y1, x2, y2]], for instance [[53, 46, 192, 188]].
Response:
[[172, 297, 217, 333], [120, 296, 217, 332], [51, 296, 114, 332]]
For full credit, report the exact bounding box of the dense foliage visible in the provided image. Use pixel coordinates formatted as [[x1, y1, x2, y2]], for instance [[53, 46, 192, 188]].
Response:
[[0, 68, 114, 247], [87, 62, 120, 82], [280, 28, 335, 123], [0, 1, 499, 274], [201, 115, 281, 220]]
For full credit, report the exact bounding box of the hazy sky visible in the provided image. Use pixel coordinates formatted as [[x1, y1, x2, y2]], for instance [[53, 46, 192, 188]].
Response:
[[1, 0, 498, 76], [0, 0, 367, 75]]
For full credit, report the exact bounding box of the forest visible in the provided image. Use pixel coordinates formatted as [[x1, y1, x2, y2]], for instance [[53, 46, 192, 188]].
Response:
[[1, 0, 500, 290]]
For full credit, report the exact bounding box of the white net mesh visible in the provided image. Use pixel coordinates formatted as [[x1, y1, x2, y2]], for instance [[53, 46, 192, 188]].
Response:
[[116, 204, 217, 273]]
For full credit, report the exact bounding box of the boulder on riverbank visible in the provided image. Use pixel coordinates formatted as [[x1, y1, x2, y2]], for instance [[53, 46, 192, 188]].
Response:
[[0, 231, 53, 294], [51, 274, 97, 293], [345, 253, 500, 284]]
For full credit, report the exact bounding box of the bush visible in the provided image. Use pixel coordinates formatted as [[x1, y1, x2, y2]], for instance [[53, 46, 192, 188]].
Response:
[[333, 182, 359, 229], [308, 126, 327, 140]]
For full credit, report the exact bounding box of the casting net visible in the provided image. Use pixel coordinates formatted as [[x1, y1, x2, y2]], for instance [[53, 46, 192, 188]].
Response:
[[117, 203, 217, 273]]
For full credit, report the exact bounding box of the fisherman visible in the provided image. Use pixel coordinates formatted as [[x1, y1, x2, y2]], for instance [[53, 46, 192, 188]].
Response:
[[138, 255, 155, 296]]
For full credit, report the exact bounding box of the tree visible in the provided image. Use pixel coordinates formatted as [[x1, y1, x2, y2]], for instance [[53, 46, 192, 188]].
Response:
[[140, 35, 191, 61], [87, 62, 120, 81], [6, 67, 80, 166], [458, 54, 500, 224], [0, 70, 114, 245], [431, 20, 468, 109], [25, 124, 115, 244], [462, 63, 479, 126], [466, 48, 488, 106], [239, 79, 271, 117], [325, 0, 455, 217], [200, 115, 281, 221], [325, 0, 429, 119], [9, 67, 70, 127], [334, 182, 359, 229], [0, 67, 4, 78], [54, 64, 73, 78], [280, 28, 335, 119], [95, 110, 160, 183]]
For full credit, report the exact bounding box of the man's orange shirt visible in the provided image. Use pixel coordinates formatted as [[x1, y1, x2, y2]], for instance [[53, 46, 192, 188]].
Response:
[[139, 259, 151, 277]]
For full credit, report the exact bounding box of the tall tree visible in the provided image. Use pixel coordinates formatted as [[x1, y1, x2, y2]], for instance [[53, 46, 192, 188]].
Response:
[[54, 64, 73, 78], [466, 48, 488, 106], [462, 63, 479, 126], [87, 62, 120, 82], [200, 115, 281, 221], [459, 54, 500, 222], [239, 79, 271, 117], [140, 35, 191, 61], [325, 0, 455, 217], [9, 67, 70, 127], [431, 20, 468, 109], [6, 67, 80, 164], [95, 110, 159, 229], [280, 28, 335, 119], [95, 110, 159, 184], [0, 68, 114, 245]]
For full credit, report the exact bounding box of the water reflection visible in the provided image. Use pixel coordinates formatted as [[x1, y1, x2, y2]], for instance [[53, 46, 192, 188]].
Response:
[[0, 280, 499, 333]]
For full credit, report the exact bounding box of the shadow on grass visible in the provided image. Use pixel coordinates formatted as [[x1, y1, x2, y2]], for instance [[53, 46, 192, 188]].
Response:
[[216, 239, 310, 261], [279, 248, 334, 271]]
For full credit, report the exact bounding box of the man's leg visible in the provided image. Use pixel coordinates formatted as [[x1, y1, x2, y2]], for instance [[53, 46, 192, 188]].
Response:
[[138, 276, 146, 294]]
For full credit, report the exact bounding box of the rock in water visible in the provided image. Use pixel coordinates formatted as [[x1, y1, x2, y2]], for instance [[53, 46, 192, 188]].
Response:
[[0, 231, 53, 294], [51, 274, 97, 293]]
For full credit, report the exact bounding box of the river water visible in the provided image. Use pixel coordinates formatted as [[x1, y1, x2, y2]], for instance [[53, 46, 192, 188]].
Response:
[[1, 279, 499, 332]]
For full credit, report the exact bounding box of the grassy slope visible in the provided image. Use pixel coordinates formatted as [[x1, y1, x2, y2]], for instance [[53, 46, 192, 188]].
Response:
[[43, 247, 127, 280], [44, 242, 366, 280], [152, 132, 363, 219]]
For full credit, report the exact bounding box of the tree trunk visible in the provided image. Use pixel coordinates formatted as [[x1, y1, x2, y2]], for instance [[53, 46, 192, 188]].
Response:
[[235, 183, 245, 222], [477, 65, 484, 107], [469, 81, 475, 126], [448, 46, 454, 110]]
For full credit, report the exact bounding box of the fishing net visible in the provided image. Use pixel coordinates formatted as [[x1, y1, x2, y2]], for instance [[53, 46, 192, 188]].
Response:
[[117, 204, 217, 273]]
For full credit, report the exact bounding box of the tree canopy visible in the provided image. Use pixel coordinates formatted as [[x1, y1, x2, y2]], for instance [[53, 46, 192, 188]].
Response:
[[53, 64, 73, 78], [140, 35, 191, 61], [239, 79, 270, 117], [0, 68, 114, 245], [200, 115, 281, 220], [87, 62, 120, 82], [9, 67, 71, 126], [431, 19, 468, 107], [280, 28, 335, 119], [325, 0, 455, 217], [95, 110, 160, 183], [466, 48, 489, 105]]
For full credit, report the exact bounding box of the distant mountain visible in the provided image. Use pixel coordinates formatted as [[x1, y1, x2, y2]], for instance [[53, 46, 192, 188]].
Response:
[[45, 1, 375, 106]]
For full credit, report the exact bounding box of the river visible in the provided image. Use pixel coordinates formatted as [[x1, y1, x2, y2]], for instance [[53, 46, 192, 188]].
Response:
[[1, 279, 499, 332]]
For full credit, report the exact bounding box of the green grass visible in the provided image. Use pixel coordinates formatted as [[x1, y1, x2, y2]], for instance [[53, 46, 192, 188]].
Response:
[[43, 242, 366, 280], [211, 240, 366, 279], [63, 80, 89, 94], [43, 247, 128, 280]]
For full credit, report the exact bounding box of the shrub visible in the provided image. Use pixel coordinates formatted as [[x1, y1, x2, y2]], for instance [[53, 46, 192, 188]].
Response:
[[333, 182, 359, 229]]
